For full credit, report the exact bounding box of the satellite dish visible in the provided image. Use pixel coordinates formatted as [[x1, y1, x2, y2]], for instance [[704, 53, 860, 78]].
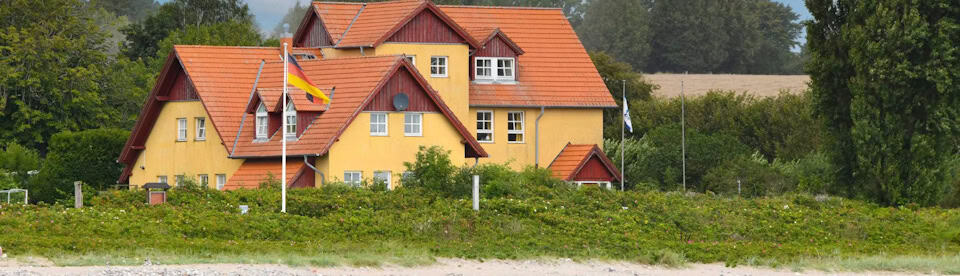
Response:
[[393, 93, 409, 111]]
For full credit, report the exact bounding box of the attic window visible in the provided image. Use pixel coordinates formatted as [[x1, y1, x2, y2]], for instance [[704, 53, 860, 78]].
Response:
[[475, 57, 515, 82], [284, 99, 297, 140], [294, 53, 317, 60], [255, 103, 268, 140]]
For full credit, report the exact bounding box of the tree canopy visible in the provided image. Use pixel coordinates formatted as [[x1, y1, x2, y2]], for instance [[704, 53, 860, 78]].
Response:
[[121, 0, 256, 61], [806, 0, 960, 206]]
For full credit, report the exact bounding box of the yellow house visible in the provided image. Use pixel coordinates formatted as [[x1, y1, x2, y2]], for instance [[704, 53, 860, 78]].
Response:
[[117, 0, 620, 189]]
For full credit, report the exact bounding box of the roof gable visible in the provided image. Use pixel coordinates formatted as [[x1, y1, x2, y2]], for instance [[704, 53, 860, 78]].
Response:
[[364, 65, 440, 112], [311, 0, 479, 48], [476, 28, 524, 57], [548, 144, 622, 182], [385, 8, 466, 44], [229, 56, 487, 159]]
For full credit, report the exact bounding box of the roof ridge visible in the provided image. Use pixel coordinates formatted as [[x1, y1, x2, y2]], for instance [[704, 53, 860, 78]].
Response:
[[261, 55, 401, 64], [437, 4, 562, 10], [173, 45, 279, 49]]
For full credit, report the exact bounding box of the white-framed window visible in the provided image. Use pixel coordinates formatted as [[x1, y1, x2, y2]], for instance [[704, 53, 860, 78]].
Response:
[[476, 110, 493, 143], [175, 175, 185, 186], [198, 174, 209, 187], [404, 113, 422, 136], [195, 117, 206, 141], [284, 99, 297, 139], [404, 55, 415, 67], [176, 118, 187, 141], [344, 171, 362, 187], [157, 175, 167, 184], [401, 171, 414, 182], [507, 111, 524, 143], [370, 112, 388, 136], [374, 170, 392, 189], [255, 103, 268, 140], [475, 57, 515, 81], [430, 56, 448, 77], [216, 174, 226, 190]]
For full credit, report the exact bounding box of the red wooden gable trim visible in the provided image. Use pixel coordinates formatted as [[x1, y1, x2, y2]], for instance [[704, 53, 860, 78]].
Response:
[[118, 51, 180, 183], [293, 6, 334, 47], [317, 57, 488, 158], [290, 157, 316, 189], [372, 1, 479, 48], [363, 66, 440, 112], [569, 145, 622, 182], [386, 8, 465, 44], [477, 29, 524, 56], [574, 157, 616, 181]]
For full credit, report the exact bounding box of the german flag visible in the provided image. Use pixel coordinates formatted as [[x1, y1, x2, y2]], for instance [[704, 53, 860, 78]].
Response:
[[287, 54, 329, 104]]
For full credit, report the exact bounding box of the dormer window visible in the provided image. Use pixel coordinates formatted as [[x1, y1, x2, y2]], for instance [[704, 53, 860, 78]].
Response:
[[475, 57, 515, 82], [284, 99, 297, 139], [255, 103, 268, 140]]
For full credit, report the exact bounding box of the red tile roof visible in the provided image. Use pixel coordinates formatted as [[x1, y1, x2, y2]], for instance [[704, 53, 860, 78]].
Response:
[[439, 5, 616, 108], [224, 159, 306, 190], [548, 144, 622, 182], [230, 56, 487, 158], [312, 0, 479, 48]]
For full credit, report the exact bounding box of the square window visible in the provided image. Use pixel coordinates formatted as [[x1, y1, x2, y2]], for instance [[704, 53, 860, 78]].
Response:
[[344, 171, 362, 187], [157, 175, 167, 184], [175, 175, 185, 186], [198, 174, 209, 187], [430, 56, 448, 77], [404, 113, 422, 136], [176, 118, 187, 141], [195, 117, 206, 140], [284, 100, 297, 139], [370, 112, 388, 136], [374, 170, 392, 189], [404, 55, 415, 67], [475, 58, 493, 79], [507, 111, 524, 143], [476, 111, 493, 143], [216, 174, 226, 190], [497, 59, 514, 79]]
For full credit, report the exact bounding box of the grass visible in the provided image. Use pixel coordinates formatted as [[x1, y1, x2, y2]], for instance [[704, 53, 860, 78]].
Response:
[[787, 254, 960, 274], [1, 187, 958, 273]]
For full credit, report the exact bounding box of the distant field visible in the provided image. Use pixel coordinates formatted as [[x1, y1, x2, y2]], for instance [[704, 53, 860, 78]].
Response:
[[644, 74, 810, 97]]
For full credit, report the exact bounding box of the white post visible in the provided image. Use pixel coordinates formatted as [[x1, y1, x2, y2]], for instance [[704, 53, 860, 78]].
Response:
[[23, 190, 27, 204], [74, 181, 83, 208], [281, 43, 288, 213], [472, 175, 479, 211], [681, 72, 687, 192]]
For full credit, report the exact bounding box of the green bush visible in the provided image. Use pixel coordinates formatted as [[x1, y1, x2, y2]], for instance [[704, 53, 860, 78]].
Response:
[[0, 143, 41, 188], [29, 128, 129, 203], [702, 153, 791, 197], [402, 146, 464, 197], [2, 188, 957, 268], [641, 123, 750, 192]]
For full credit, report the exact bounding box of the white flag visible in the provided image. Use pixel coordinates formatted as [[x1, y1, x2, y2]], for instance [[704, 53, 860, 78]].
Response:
[[623, 93, 633, 133]]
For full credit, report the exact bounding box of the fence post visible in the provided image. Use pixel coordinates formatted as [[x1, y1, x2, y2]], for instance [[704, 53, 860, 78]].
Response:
[[74, 181, 83, 208], [472, 175, 479, 211]]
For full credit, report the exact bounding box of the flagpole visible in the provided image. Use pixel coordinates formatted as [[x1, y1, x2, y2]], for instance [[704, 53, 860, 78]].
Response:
[[681, 72, 687, 192], [620, 80, 633, 192], [281, 43, 288, 213]]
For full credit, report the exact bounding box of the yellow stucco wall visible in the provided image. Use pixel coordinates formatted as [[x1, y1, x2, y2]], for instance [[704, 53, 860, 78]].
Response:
[[466, 108, 605, 170], [129, 101, 244, 188], [319, 111, 467, 187], [374, 43, 471, 120]]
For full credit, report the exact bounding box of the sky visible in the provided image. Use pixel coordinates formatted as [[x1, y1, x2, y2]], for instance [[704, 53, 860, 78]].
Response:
[[159, 0, 813, 44]]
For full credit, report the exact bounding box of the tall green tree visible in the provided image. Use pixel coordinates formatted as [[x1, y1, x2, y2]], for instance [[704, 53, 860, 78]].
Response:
[[272, 1, 311, 38], [0, 0, 113, 152], [121, 0, 255, 60], [90, 0, 159, 23], [30, 129, 129, 203], [578, 0, 653, 70], [647, 0, 730, 73], [806, 0, 960, 206]]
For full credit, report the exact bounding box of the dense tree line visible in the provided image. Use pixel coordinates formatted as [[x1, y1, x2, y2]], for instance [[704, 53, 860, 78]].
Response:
[[579, 0, 804, 74]]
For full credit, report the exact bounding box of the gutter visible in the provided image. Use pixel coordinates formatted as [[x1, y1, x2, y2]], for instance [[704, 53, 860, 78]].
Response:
[[303, 155, 325, 186], [534, 106, 545, 168]]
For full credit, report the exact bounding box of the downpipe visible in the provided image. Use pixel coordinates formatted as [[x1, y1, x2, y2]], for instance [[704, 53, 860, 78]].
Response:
[[534, 106, 545, 168]]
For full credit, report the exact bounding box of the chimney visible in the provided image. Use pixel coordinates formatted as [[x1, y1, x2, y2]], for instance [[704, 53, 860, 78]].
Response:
[[281, 23, 293, 52]]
